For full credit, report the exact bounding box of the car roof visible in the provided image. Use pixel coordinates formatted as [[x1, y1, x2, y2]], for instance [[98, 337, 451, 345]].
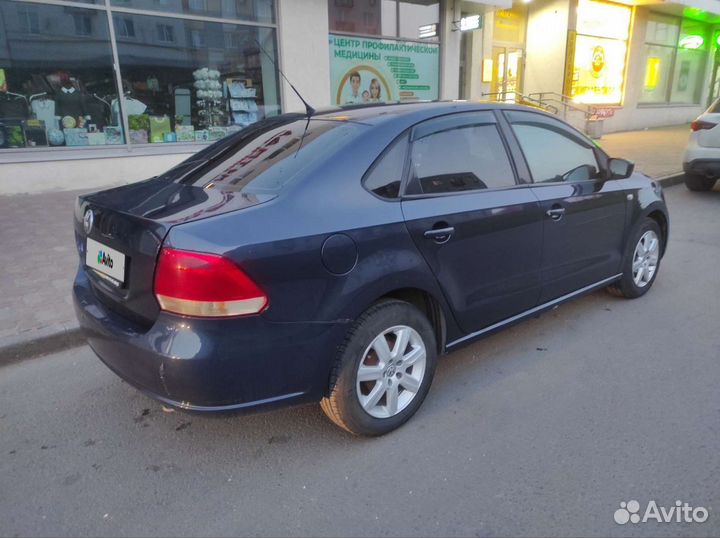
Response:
[[308, 100, 551, 125]]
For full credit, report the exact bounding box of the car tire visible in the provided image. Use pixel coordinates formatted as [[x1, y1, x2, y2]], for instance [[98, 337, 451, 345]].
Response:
[[320, 299, 437, 436], [607, 218, 663, 299], [684, 173, 716, 191]]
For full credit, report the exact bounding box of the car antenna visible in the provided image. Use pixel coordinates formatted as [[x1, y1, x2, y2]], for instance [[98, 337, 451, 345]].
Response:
[[254, 38, 315, 118]]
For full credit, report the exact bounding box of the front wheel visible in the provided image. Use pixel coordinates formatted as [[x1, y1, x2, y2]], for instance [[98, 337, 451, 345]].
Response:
[[607, 218, 662, 299], [320, 300, 437, 436], [684, 173, 716, 192]]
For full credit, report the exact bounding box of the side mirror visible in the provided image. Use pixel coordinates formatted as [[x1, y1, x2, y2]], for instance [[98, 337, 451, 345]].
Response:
[[607, 158, 635, 180]]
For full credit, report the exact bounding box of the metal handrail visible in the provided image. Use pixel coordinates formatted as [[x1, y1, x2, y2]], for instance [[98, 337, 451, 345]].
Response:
[[528, 92, 594, 120], [480, 92, 559, 115]]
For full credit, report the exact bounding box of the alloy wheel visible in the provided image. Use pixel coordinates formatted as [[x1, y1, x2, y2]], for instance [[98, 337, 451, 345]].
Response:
[[632, 230, 660, 287], [356, 325, 427, 419]]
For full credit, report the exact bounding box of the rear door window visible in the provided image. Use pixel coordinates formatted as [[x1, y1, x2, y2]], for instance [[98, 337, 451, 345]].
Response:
[[406, 113, 517, 195]]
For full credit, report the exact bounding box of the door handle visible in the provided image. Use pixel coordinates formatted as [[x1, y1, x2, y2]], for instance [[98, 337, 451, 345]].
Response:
[[546, 206, 566, 221], [424, 226, 455, 244]]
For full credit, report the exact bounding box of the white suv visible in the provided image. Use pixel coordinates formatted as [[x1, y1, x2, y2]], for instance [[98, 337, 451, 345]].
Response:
[[683, 100, 720, 191]]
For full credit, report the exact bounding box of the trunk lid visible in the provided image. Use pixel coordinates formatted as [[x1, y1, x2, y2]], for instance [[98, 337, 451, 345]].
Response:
[[75, 179, 276, 327], [75, 114, 366, 326]]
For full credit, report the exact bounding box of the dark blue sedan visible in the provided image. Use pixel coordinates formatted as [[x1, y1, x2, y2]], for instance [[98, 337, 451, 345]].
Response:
[[73, 102, 669, 436]]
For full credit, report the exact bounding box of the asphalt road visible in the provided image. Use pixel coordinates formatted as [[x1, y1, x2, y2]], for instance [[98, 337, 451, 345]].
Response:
[[1, 184, 718, 538]]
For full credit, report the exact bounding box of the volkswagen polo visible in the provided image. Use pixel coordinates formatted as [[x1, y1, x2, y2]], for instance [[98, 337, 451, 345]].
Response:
[[73, 102, 669, 436]]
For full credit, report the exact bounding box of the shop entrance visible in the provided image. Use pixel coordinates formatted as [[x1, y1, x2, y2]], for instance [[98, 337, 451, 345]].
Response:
[[490, 47, 523, 101]]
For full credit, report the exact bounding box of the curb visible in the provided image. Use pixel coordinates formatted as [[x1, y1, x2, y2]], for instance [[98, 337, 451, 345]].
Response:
[[656, 172, 685, 187], [0, 322, 84, 367], [0, 171, 687, 367]]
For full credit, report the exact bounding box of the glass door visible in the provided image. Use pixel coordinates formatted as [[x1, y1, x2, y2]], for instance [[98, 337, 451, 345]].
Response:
[[491, 47, 524, 102]]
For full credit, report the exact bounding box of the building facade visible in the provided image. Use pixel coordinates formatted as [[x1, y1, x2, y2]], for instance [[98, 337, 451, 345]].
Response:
[[1, 0, 719, 192]]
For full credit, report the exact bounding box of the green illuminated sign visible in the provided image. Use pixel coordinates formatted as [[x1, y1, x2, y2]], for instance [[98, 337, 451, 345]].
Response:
[[679, 35, 704, 49]]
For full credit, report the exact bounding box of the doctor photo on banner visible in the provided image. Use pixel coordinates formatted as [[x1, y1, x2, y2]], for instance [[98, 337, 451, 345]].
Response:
[[338, 68, 391, 105]]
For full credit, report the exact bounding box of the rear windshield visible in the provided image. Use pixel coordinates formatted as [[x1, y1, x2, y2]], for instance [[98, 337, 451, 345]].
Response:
[[166, 116, 368, 193]]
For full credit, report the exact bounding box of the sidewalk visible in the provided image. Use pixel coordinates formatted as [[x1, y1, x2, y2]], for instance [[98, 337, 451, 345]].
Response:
[[0, 124, 690, 362], [0, 189, 86, 361], [597, 123, 690, 179]]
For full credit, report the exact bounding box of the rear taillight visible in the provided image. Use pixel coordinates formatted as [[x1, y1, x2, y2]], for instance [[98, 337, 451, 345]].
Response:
[[154, 247, 268, 317], [691, 120, 716, 131]]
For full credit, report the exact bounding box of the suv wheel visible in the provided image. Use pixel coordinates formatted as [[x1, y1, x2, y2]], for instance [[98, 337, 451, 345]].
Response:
[[685, 173, 716, 191], [320, 300, 437, 436]]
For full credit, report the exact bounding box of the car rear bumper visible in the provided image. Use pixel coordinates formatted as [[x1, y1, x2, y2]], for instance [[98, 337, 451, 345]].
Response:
[[683, 131, 720, 177], [73, 268, 347, 412], [683, 158, 720, 178]]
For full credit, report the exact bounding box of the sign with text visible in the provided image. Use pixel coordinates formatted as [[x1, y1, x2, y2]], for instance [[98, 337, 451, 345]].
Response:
[[329, 34, 439, 105]]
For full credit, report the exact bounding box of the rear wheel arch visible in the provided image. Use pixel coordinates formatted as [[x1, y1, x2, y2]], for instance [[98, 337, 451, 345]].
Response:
[[376, 288, 447, 354]]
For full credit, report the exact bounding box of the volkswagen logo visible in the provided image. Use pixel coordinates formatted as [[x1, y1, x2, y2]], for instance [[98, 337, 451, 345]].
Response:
[[83, 209, 94, 235]]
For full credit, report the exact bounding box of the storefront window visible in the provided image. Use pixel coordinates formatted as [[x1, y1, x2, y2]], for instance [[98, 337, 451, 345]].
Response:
[[570, 0, 632, 105], [329, 0, 382, 35], [670, 20, 709, 103], [646, 13, 679, 46], [395, 1, 439, 40], [329, 0, 438, 41], [641, 45, 675, 103], [0, 0, 280, 153], [109, 0, 275, 24], [0, 2, 121, 149], [640, 14, 709, 105], [113, 15, 279, 144]]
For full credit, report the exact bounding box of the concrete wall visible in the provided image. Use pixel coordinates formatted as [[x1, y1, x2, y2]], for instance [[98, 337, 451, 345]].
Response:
[[440, 0, 462, 99], [523, 0, 570, 97], [0, 152, 192, 195]]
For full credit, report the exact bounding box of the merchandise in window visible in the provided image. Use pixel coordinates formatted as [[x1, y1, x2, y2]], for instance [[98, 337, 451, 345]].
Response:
[[112, 15, 280, 144], [0, 2, 122, 149]]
